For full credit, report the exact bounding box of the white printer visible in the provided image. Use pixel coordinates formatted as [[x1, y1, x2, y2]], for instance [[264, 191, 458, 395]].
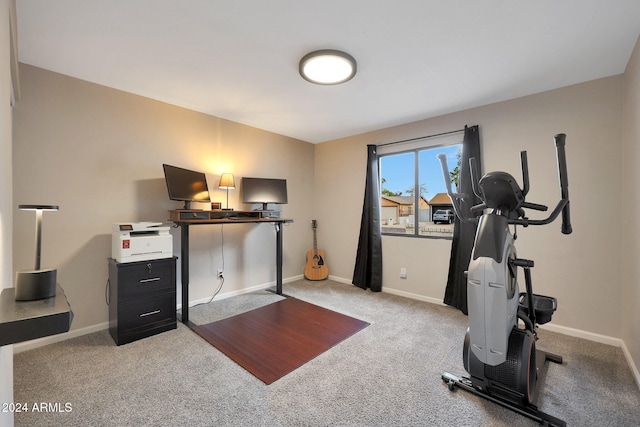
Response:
[[112, 222, 173, 263]]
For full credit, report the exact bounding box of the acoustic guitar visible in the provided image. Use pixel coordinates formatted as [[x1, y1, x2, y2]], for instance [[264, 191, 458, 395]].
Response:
[[304, 220, 329, 281]]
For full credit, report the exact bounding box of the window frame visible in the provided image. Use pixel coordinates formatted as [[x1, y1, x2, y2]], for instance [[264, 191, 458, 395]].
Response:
[[378, 135, 462, 240]]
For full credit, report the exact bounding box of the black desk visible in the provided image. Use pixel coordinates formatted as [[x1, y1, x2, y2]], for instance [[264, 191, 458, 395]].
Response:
[[169, 210, 292, 325]]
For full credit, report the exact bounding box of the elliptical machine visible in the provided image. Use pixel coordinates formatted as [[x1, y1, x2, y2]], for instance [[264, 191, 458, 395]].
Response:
[[438, 134, 572, 427]]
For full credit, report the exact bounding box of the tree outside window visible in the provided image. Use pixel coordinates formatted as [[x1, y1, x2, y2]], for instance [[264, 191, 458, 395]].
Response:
[[380, 143, 461, 238]]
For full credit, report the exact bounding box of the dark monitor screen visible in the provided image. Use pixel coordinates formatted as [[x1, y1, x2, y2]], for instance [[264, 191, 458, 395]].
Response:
[[163, 164, 210, 209], [242, 177, 287, 210]]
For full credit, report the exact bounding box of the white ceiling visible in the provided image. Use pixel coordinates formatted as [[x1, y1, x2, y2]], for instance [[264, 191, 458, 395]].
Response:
[[15, 1, 640, 143]]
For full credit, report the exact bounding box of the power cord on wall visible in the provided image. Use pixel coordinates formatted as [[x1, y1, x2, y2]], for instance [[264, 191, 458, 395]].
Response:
[[191, 224, 226, 308]]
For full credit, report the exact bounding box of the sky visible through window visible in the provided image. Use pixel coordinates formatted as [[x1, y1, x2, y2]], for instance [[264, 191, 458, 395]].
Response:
[[380, 144, 461, 199]]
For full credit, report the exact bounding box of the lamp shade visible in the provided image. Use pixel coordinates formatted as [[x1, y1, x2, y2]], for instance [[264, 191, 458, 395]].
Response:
[[15, 204, 59, 300], [219, 173, 235, 189], [19, 204, 59, 211]]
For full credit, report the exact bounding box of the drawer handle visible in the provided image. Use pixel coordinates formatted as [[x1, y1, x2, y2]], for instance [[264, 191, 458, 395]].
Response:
[[140, 310, 161, 317], [139, 277, 161, 283]]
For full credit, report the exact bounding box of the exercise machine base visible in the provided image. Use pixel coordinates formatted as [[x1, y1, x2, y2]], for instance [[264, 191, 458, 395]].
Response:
[[442, 349, 566, 427]]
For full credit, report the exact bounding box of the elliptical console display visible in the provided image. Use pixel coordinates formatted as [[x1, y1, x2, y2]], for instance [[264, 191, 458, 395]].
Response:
[[438, 134, 571, 427]]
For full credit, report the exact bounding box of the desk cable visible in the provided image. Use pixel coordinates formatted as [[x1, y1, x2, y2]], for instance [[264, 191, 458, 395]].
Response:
[[191, 224, 226, 308]]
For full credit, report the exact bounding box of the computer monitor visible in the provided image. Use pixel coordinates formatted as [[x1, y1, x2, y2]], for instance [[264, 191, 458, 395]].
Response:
[[163, 164, 211, 209], [241, 177, 288, 211]]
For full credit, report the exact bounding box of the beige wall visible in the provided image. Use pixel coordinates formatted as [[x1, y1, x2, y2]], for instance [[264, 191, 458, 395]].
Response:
[[1, 2, 15, 425], [13, 64, 314, 332], [621, 35, 640, 379], [316, 75, 625, 341]]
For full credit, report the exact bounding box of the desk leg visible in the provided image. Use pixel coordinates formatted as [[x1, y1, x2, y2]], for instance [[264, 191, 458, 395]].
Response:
[[276, 223, 283, 295], [181, 224, 190, 323]]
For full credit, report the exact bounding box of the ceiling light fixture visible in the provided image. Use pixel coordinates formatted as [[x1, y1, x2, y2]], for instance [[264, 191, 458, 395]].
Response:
[[299, 49, 357, 85]]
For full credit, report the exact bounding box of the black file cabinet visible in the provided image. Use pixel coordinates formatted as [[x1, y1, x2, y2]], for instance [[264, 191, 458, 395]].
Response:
[[108, 257, 177, 345]]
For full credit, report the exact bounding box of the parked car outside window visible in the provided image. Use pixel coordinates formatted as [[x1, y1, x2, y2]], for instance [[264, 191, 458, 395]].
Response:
[[433, 209, 454, 224]]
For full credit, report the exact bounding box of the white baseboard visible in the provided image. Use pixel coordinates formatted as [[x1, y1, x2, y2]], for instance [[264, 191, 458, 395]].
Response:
[[621, 341, 640, 390], [12, 274, 640, 390], [540, 322, 640, 389], [331, 275, 447, 306], [341, 275, 640, 389], [383, 286, 447, 306], [327, 275, 351, 285], [13, 321, 109, 354], [14, 276, 307, 353], [538, 322, 622, 346], [179, 274, 305, 309]]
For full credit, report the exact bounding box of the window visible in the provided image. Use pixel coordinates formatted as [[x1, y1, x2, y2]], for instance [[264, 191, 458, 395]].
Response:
[[379, 139, 462, 238]]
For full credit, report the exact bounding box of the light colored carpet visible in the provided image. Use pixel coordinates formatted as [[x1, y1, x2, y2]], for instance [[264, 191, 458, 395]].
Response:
[[13, 279, 640, 426]]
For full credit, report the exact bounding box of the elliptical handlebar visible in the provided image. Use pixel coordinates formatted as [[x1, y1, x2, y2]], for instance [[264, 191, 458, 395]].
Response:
[[469, 157, 482, 200], [437, 133, 572, 234], [554, 134, 572, 235], [520, 134, 572, 232], [437, 153, 479, 224], [520, 151, 530, 197]]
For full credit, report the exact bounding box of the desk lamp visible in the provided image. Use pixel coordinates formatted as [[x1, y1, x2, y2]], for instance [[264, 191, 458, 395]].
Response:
[[14, 204, 59, 301], [219, 173, 235, 211]]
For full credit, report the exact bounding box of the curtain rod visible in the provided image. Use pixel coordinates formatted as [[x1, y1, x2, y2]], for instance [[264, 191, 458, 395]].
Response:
[[376, 127, 465, 148]]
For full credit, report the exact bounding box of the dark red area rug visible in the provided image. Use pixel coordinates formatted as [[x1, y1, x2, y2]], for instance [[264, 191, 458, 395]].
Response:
[[192, 297, 369, 384]]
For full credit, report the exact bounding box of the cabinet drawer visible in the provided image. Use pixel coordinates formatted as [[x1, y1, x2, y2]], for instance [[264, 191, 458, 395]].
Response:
[[119, 293, 176, 332], [118, 260, 175, 298]]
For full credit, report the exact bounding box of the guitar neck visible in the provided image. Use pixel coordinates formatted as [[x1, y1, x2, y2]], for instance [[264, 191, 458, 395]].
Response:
[[313, 227, 318, 255]]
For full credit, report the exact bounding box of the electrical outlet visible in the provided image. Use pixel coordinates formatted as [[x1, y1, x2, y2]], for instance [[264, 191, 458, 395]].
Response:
[[400, 268, 407, 279]]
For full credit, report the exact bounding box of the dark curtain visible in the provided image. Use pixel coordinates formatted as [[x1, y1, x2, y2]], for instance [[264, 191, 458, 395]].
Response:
[[352, 144, 383, 292], [443, 125, 482, 314]]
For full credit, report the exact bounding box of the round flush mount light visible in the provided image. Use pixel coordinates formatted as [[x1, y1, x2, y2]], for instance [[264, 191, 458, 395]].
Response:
[[299, 49, 357, 85]]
